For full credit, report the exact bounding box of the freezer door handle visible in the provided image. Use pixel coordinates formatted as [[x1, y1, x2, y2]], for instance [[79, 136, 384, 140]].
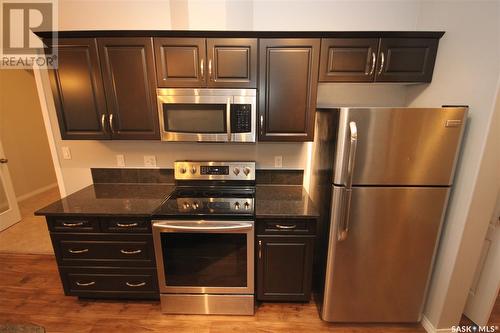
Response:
[[346, 121, 358, 188]]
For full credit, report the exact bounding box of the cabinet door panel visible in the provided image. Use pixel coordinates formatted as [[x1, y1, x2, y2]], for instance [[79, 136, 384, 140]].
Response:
[[259, 39, 319, 141], [319, 38, 379, 82], [48, 38, 109, 140], [257, 236, 314, 301], [207, 38, 257, 88], [98, 38, 159, 139], [154, 38, 206, 87], [375, 38, 438, 82]]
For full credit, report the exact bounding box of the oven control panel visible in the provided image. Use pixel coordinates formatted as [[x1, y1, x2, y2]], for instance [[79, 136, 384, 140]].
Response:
[[175, 161, 255, 181]]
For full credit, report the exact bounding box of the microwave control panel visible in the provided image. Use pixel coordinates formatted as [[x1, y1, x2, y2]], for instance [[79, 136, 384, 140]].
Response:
[[231, 104, 252, 133]]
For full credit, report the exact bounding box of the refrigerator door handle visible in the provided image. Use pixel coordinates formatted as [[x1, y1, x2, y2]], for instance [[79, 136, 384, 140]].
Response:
[[338, 121, 358, 241]]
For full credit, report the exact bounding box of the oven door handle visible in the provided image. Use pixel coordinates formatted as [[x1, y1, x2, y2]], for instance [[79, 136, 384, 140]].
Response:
[[153, 221, 253, 232]]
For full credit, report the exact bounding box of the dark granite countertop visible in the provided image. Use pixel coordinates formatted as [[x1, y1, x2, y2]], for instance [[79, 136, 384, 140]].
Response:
[[255, 185, 319, 219], [35, 183, 175, 217]]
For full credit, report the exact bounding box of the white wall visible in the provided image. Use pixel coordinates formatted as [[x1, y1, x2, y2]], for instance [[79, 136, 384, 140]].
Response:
[[407, 1, 500, 329]]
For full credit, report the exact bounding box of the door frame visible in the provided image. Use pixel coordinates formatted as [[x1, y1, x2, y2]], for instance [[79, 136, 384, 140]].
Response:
[[0, 140, 21, 231]]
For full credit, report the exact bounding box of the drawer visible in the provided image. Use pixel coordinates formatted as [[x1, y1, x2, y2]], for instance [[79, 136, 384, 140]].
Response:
[[51, 234, 155, 267], [257, 218, 316, 235], [48, 216, 100, 233], [59, 267, 158, 299], [101, 218, 151, 233]]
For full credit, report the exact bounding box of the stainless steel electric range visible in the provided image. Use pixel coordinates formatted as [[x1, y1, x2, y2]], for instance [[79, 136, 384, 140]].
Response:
[[152, 161, 255, 315]]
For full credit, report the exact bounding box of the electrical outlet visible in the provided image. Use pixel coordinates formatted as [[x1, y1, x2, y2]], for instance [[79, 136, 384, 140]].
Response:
[[144, 155, 157, 167], [274, 155, 283, 168], [61, 146, 71, 160], [116, 155, 125, 167]]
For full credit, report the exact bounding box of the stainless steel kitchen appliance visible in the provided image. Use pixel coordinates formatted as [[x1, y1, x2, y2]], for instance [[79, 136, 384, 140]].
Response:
[[157, 89, 256, 142], [310, 107, 468, 322], [152, 161, 255, 315]]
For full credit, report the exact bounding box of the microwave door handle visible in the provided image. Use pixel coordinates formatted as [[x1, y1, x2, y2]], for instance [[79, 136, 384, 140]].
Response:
[[154, 222, 253, 232], [226, 97, 231, 142]]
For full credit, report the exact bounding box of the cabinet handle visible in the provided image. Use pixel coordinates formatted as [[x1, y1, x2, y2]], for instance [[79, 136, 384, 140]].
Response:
[[68, 248, 89, 254], [126, 281, 146, 288], [116, 222, 139, 228], [120, 249, 142, 255], [208, 59, 213, 80], [62, 221, 84, 227], [275, 224, 297, 230], [109, 114, 115, 133], [378, 52, 385, 75], [76, 281, 95, 286], [368, 51, 376, 75], [0, 158, 8, 164], [200, 58, 205, 79], [101, 114, 107, 133], [258, 240, 262, 259], [260, 115, 264, 136]]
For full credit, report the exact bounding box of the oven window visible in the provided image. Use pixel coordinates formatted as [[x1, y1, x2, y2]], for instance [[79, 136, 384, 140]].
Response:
[[163, 104, 226, 133], [161, 233, 247, 287]]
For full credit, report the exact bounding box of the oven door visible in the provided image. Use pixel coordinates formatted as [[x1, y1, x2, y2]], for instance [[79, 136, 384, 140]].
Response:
[[158, 95, 233, 142], [152, 220, 254, 295]]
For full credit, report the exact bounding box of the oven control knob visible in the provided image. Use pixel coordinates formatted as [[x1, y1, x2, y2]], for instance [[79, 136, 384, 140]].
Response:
[[233, 167, 240, 175], [243, 167, 251, 176], [190, 167, 197, 174], [234, 202, 240, 210], [179, 167, 187, 174], [183, 202, 191, 209], [244, 202, 250, 210], [192, 201, 199, 209]]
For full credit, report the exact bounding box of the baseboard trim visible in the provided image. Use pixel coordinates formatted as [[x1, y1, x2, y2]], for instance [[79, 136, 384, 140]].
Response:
[[16, 183, 58, 202], [422, 315, 453, 333]]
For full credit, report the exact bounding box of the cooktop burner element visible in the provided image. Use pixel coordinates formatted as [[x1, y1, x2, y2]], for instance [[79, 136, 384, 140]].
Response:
[[153, 161, 256, 218]]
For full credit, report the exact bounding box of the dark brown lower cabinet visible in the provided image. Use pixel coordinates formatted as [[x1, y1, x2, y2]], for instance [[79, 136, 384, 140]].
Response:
[[257, 235, 314, 302], [46, 216, 158, 300]]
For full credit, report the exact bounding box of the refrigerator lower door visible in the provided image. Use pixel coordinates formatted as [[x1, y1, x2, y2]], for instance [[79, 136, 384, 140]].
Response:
[[321, 185, 450, 322]]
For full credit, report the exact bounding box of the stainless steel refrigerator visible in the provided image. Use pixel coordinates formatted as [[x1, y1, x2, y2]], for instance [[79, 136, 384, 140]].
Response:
[[311, 107, 468, 322]]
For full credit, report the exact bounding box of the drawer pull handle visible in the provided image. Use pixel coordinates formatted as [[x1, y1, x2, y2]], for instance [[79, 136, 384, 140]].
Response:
[[68, 248, 89, 254], [275, 224, 297, 230], [62, 221, 85, 227], [116, 222, 139, 228], [120, 249, 142, 255], [76, 281, 95, 286], [126, 281, 146, 287]]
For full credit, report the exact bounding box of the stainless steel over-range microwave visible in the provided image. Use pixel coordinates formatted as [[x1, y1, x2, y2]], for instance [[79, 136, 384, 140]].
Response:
[[157, 89, 256, 142]]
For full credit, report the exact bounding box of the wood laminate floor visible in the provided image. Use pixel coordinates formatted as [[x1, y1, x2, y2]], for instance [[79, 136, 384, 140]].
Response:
[[0, 253, 427, 333]]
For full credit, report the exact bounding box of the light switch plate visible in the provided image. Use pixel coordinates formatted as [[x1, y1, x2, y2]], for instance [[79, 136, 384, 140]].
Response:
[[144, 155, 157, 167], [61, 146, 71, 160], [274, 155, 283, 168], [116, 154, 125, 167]]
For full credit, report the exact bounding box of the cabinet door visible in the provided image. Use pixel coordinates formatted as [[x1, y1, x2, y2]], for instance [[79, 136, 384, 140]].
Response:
[[98, 38, 159, 140], [257, 236, 314, 301], [319, 38, 379, 82], [259, 39, 319, 141], [48, 38, 110, 140], [154, 38, 206, 88], [375, 38, 438, 82], [206, 38, 257, 88]]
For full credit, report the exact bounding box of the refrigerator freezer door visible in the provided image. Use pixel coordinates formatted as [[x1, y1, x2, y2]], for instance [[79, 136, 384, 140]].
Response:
[[321, 185, 449, 322], [333, 107, 467, 186]]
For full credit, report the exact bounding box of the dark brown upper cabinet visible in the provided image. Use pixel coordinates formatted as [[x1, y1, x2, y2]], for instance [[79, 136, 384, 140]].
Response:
[[154, 38, 206, 88], [320, 37, 439, 83], [375, 38, 438, 82], [206, 38, 257, 88], [154, 38, 257, 88], [319, 38, 379, 82], [48, 38, 110, 140], [258, 39, 319, 142], [98, 38, 159, 140]]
